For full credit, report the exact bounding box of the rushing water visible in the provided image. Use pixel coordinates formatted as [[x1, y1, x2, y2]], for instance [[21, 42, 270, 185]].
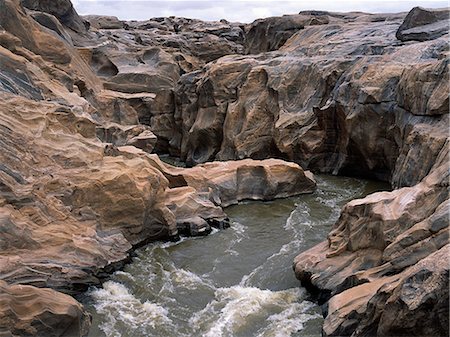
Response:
[[81, 175, 389, 337]]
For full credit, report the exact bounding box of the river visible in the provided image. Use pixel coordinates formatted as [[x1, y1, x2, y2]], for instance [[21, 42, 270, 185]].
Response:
[[81, 175, 389, 337]]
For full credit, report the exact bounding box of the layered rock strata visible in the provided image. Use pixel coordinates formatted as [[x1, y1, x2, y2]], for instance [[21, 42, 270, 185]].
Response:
[[0, 1, 318, 335], [173, 9, 448, 188], [0, 280, 91, 337], [0, 0, 448, 336], [291, 7, 449, 337]]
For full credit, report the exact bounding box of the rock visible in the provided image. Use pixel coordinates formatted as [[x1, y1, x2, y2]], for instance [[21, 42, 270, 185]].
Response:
[[294, 161, 449, 336], [83, 15, 124, 30], [245, 13, 329, 54], [0, 95, 175, 293], [0, 0, 448, 336], [176, 215, 212, 237], [127, 130, 158, 153], [323, 245, 449, 337], [0, 0, 73, 64], [21, 0, 87, 33], [396, 7, 449, 41], [174, 12, 449, 186], [397, 58, 449, 116], [30, 11, 73, 44], [0, 93, 315, 337], [0, 280, 91, 337], [398, 20, 449, 42], [96, 123, 157, 153], [173, 158, 316, 207]]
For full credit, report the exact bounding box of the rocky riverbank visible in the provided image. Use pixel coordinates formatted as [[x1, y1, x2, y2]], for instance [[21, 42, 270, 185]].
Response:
[[0, 0, 448, 336]]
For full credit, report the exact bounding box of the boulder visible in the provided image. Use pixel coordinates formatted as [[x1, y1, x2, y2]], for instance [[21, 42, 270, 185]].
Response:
[[396, 7, 449, 41], [83, 15, 124, 30], [174, 158, 316, 207], [21, 0, 87, 33], [245, 13, 329, 54], [0, 280, 91, 337]]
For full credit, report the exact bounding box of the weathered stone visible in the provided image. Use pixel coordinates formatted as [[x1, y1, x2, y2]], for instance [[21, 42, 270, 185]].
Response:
[[322, 245, 449, 337], [83, 15, 124, 30], [396, 7, 449, 41], [96, 123, 157, 153], [0, 280, 91, 337], [174, 18, 448, 186], [21, 0, 87, 33], [245, 13, 329, 54], [294, 162, 449, 336], [0, 1, 448, 336]]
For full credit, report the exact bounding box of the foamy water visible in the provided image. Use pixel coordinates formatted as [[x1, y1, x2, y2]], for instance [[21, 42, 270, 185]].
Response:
[[82, 175, 389, 337]]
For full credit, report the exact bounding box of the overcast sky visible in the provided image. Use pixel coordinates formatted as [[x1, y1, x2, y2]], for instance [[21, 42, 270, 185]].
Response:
[[72, 0, 449, 23]]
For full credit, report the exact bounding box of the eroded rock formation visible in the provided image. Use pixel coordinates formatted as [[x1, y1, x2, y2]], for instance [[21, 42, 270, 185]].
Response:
[[0, 0, 448, 336], [174, 9, 448, 187], [0, 1, 318, 335], [291, 7, 449, 337], [0, 280, 91, 337]]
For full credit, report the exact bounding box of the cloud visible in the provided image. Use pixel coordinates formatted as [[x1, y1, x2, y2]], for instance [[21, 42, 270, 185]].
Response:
[[73, 0, 449, 23]]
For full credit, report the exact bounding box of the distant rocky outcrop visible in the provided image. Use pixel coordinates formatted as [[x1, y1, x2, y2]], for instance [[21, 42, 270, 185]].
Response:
[[21, 0, 88, 33], [0, 0, 448, 336], [244, 13, 329, 54], [396, 6, 449, 41], [174, 9, 448, 186]]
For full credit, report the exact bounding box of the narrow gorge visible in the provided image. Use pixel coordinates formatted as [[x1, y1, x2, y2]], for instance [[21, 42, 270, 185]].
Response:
[[0, 1, 448, 336]]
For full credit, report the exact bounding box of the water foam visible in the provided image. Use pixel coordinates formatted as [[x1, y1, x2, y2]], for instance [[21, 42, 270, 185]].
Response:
[[90, 281, 173, 337], [190, 286, 310, 337], [256, 301, 322, 337], [224, 221, 248, 256]]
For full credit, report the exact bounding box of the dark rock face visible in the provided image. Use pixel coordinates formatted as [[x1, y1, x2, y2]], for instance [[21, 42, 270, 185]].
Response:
[[244, 14, 329, 54], [396, 6, 449, 41], [21, 0, 87, 33]]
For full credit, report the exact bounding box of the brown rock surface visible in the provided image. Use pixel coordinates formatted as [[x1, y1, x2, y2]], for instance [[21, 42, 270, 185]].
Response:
[[174, 9, 448, 186], [294, 160, 449, 336], [0, 91, 313, 289], [0, 2, 318, 334], [322, 244, 449, 337], [0, 0, 448, 336], [0, 280, 90, 337], [163, 158, 316, 207]]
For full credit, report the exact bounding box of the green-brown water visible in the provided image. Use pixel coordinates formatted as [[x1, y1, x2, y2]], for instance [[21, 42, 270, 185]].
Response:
[[82, 175, 389, 337]]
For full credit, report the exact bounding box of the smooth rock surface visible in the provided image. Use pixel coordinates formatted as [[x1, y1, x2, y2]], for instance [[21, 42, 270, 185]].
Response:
[[0, 280, 91, 337], [0, 1, 448, 336]]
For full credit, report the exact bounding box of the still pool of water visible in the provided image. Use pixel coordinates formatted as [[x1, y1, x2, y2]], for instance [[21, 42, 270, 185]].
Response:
[[81, 175, 389, 337]]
